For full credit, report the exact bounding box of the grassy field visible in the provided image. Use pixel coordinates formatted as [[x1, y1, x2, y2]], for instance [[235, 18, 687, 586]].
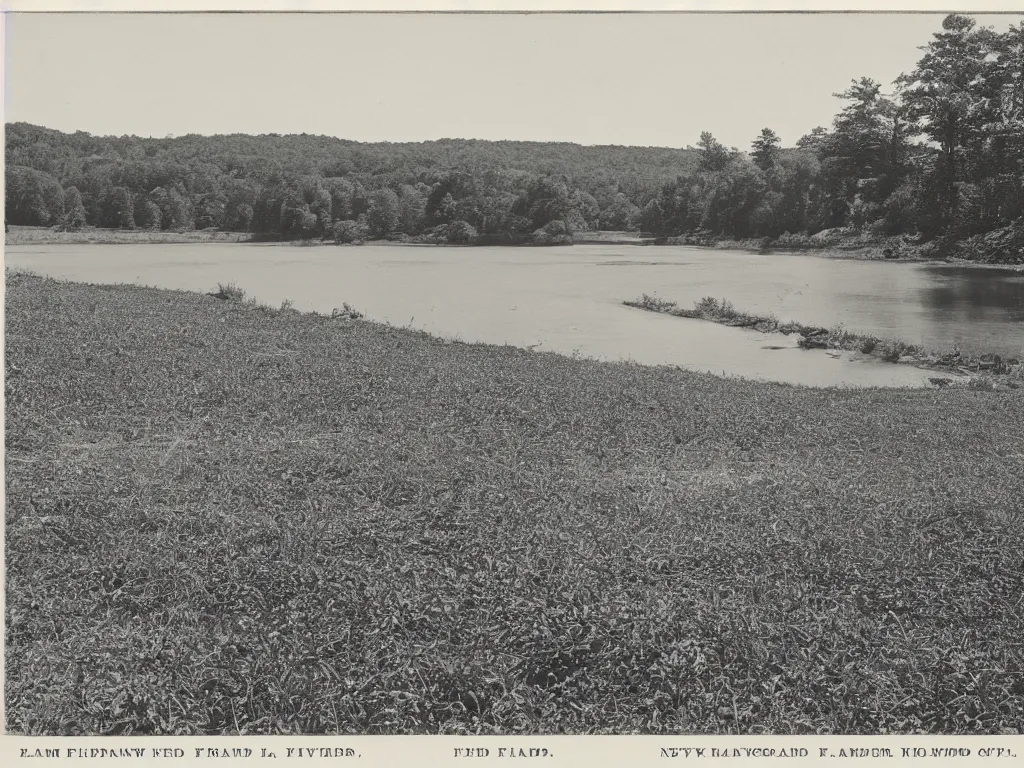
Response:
[[5, 272, 1024, 736]]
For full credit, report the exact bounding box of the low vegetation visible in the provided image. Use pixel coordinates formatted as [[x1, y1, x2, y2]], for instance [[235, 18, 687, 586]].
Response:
[[625, 294, 1023, 386], [209, 281, 247, 302], [6, 272, 1024, 735], [5, 225, 248, 246]]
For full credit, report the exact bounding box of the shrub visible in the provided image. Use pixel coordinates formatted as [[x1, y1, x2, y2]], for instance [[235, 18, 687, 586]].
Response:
[[878, 341, 910, 363], [211, 282, 246, 301], [774, 232, 815, 250], [423, 224, 450, 244], [533, 220, 574, 245], [332, 219, 368, 245], [445, 220, 478, 245], [859, 337, 878, 354], [630, 294, 678, 312], [695, 297, 725, 317], [331, 303, 363, 320]]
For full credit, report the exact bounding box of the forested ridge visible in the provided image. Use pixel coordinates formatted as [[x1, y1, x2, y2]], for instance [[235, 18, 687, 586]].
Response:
[[6, 14, 1024, 261]]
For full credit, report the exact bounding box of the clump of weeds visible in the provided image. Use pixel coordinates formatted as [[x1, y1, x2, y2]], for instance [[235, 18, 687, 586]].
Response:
[[210, 282, 246, 301]]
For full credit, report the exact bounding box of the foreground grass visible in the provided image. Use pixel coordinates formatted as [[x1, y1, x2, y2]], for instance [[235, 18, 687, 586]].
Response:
[[6, 272, 1024, 735]]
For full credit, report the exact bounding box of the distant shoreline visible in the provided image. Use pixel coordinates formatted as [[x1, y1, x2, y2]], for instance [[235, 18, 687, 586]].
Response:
[[4, 225, 249, 246], [6, 225, 1022, 270]]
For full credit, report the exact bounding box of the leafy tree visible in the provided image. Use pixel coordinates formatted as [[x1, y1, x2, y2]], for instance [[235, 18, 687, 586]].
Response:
[[233, 203, 254, 232], [324, 177, 356, 221], [599, 192, 641, 231], [350, 181, 370, 218], [151, 186, 193, 230], [897, 14, 998, 221], [332, 217, 368, 244], [571, 190, 600, 230], [137, 199, 163, 230], [71, 162, 116, 226], [62, 185, 87, 230], [299, 209, 318, 237], [280, 190, 316, 239], [435, 192, 458, 225], [534, 219, 574, 245], [6, 166, 65, 226], [220, 178, 259, 231], [771, 152, 821, 235], [366, 188, 400, 239], [514, 176, 586, 232], [252, 184, 287, 234], [445, 220, 478, 244], [192, 195, 221, 229], [294, 178, 332, 235], [425, 175, 460, 226], [639, 198, 663, 234], [101, 186, 135, 229], [397, 184, 427, 234]]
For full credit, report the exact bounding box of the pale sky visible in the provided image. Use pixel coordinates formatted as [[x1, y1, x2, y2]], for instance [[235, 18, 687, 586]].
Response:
[[4, 12, 1022, 149]]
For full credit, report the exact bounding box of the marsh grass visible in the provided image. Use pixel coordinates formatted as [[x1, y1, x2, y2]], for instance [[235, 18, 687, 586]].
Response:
[[626, 295, 1022, 384], [626, 295, 784, 334], [6, 273, 1024, 735]]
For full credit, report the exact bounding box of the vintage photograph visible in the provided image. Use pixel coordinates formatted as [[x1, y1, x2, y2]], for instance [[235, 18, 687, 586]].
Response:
[[4, 8, 1024, 737]]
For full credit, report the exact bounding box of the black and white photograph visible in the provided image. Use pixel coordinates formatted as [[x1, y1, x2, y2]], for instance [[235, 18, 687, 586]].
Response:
[[4, 2, 1024, 743]]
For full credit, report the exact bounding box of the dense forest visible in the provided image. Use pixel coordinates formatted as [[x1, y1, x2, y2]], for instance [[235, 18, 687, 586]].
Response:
[[5, 14, 1024, 260]]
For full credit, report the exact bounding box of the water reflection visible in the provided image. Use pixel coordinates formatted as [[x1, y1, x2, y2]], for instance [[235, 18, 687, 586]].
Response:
[[921, 266, 1024, 324]]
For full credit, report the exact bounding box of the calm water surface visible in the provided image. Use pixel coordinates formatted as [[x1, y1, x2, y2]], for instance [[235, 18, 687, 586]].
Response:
[[8, 243, 1023, 388]]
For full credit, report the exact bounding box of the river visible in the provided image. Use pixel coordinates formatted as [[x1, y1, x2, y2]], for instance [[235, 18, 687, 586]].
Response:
[[7, 242, 1023, 388]]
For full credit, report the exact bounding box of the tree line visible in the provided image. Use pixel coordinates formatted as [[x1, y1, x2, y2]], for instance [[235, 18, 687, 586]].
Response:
[[5, 15, 1023, 259], [4, 124, 694, 245]]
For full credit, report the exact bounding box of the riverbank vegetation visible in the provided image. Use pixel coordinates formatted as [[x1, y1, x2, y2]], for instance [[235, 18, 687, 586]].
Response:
[[7, 272, 1023, 735], [5, 14, 1023, 261], [4, 224, 249, 246], [625, 294, 1023, 388]]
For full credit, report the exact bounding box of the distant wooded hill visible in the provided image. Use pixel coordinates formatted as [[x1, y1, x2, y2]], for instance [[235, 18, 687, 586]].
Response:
[[5, 15, 1023, 261]]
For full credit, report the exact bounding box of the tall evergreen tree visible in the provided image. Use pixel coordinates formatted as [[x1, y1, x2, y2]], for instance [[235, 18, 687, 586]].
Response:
[[751, 128, 781, 171]]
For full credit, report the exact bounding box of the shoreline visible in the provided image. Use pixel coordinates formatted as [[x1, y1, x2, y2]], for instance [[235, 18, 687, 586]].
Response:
[[4, 226, 250, 246], [8, 225, 1024, 269], [624, 294, 1023, 391], [7, 267, 1015, 392]]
